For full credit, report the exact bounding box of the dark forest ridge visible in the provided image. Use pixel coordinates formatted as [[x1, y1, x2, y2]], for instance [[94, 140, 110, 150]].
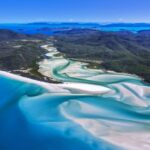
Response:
[[0, 28, 150, 83], [54, 29, 150, 83]]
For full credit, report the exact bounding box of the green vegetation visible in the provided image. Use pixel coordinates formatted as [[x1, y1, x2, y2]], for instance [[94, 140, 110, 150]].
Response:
[[54, 29, 150, 83], [29, 61, 44, 78]]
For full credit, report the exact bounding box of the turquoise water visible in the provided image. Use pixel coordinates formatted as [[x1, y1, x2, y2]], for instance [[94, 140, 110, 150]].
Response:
[[0, 44, 150, 150], [0, 73, 120, 150]]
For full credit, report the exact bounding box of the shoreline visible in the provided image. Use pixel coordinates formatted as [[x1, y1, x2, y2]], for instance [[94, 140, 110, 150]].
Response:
[[0, 70, 110, 94]]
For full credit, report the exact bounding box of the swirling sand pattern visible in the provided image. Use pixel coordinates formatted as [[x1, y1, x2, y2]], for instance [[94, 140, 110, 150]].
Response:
[[0, 44, 150, 150]]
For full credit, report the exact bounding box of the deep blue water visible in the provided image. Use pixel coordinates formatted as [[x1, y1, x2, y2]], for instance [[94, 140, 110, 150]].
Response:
[[0, 23, 150, 35]]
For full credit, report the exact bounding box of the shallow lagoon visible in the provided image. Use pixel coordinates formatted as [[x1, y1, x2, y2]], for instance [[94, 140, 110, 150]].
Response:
[[0, 44, 150, 150]]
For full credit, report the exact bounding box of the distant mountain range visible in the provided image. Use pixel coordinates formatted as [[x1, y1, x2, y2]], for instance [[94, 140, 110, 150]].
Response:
[[26, 22, 150, 27], [1, 22, 150, 35]]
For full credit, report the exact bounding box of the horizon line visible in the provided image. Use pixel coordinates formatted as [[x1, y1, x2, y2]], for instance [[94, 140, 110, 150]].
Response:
[[1, 21, 150, 24]]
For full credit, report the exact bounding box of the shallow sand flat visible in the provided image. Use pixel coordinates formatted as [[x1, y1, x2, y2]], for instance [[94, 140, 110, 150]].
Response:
[[0, 44, 150, 150], [0, 71, 110, 95], [58, 82, 110, 94]]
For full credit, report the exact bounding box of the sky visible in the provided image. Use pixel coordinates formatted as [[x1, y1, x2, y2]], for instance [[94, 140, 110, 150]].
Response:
[[0, 0, 150, 23]]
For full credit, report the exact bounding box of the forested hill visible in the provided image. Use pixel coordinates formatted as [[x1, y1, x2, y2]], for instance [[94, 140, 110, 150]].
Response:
[[54, 29, 150, 83]]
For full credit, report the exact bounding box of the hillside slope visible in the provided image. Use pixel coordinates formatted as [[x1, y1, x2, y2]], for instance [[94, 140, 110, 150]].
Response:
[[54, 29, 150, 83]]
